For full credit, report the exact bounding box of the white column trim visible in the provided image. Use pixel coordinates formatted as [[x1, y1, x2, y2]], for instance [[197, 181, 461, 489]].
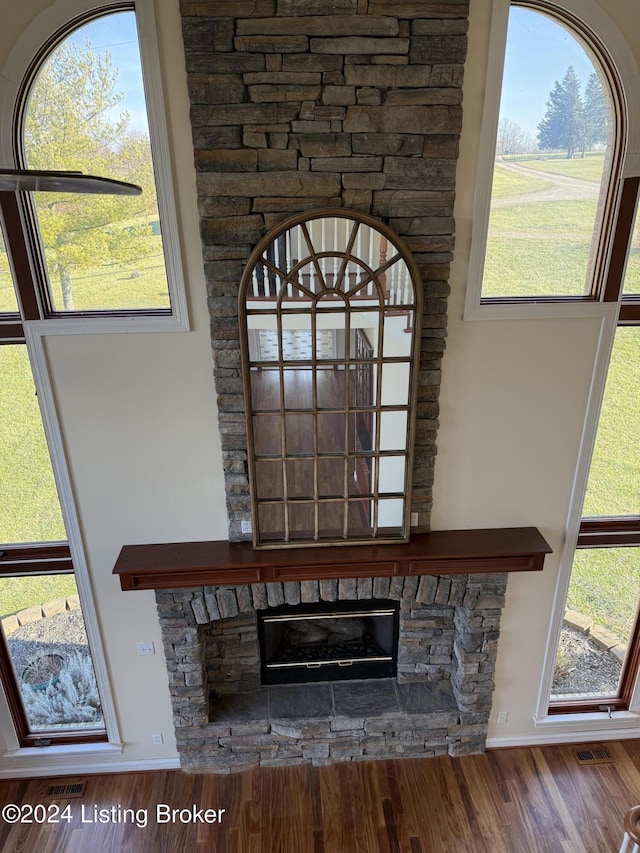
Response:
[[533, 304, 634, 727], [19, 323, 123, 749]]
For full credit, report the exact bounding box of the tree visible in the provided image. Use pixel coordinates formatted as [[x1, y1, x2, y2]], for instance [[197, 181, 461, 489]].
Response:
[[23, 39, 158, 310], [496, 118, 536, 156], [582, 72, 609, 152], [537, 66, 584, 159]]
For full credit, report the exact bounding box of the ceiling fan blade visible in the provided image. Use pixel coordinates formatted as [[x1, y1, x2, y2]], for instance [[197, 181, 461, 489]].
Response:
[[0, 168, 142, 195]]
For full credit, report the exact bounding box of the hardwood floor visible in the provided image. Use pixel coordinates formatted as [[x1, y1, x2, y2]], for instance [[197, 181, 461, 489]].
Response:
[[252, 368, 374, 540], [1, 740, 639, 851]]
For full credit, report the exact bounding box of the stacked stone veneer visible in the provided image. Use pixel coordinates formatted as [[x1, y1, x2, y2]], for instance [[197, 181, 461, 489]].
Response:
[[156, 572, 507, 772], [180, 0, 469, 540]]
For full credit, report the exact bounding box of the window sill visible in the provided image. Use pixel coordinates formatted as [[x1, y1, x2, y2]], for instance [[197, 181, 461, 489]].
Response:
[[24, 314, 189, 336], [534, 709, 640, 730], [0, 740, 123, 778], [463, 299, 618, 323]]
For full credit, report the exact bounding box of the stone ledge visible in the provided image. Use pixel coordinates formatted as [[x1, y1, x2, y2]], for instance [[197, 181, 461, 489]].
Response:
[[1, 595, 80, 638], [161, 570, 506, 772], [563, 608, 627, 664]]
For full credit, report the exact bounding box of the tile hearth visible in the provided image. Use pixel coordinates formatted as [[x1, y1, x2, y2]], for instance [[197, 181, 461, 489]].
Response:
[[212, 678, 457, 725]]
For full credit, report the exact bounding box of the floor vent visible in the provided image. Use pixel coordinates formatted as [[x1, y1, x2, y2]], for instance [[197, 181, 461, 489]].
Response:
[[41, 780, 87, 799], [575, 745, 614, 765]]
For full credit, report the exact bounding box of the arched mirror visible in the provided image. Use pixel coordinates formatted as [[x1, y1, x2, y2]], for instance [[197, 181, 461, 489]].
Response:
[[239, 209, 422, 548]]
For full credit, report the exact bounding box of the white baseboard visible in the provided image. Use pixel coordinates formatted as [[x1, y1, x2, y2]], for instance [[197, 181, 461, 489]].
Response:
[[487, 728, 640, 749], [0, 749, 181, 779]]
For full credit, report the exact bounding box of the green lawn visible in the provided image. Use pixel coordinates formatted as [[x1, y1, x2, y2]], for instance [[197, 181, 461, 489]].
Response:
[[0, 271, 18, 313], [583, 328, 640, 518], [505, 152, 607, 183], [487, 157, 640, 644], [623, 220, 640, 295], [483, 154, 617, 298], [0, 346, 66, 546], [1, 151, 638, 660], [0, 221, 170, 624], [0, 230, 19, 312], [566, 327, 640, 644], [567, 548, 639, 642], [491, 164, 553, 198], [0, 222, 169, 314], [47, 231, 170, 312], [0, 575, 78, 620], [484, 198, 598, 297]]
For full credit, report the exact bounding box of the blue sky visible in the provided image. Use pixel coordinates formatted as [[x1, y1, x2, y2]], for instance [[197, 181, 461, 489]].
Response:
[[499, 6, 600, 138], [68, 11, 149, 134]]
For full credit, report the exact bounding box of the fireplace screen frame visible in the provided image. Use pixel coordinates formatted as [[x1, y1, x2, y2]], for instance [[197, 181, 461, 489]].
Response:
[[257, 599, 400, 686]]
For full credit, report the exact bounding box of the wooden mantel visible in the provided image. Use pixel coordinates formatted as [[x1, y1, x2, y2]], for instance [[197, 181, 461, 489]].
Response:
[[113, 527, 551, 592]]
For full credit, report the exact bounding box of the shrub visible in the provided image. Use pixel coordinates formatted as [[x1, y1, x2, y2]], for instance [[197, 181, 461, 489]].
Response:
[[21, 650, 102, 727]]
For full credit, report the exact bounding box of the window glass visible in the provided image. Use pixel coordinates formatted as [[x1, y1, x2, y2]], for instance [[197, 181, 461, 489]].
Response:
[[0, 345, 66, 544], [0, 574, 104, 734], [483, 5, 614, 299], [582, 327, 640, 517], [21, 10, 170, 313], [551, 548, 639, 700]]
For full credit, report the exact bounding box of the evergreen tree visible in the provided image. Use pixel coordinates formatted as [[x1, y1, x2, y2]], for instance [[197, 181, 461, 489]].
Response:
[[582, 72, 608, 152], [537, 66, 584, 159]]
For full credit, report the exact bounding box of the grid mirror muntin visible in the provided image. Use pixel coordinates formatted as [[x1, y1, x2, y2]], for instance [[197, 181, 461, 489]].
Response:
[[240, 209, 423, 548]]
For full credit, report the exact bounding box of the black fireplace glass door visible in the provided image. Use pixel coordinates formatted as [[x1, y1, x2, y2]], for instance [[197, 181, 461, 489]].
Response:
[[258, 600, 399, 685]]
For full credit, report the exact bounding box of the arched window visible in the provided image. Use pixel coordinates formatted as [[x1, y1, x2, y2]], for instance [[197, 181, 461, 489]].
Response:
[[466, 0, 626, 312], [240, 210, 422, 548], [6, 1, 186, 325]]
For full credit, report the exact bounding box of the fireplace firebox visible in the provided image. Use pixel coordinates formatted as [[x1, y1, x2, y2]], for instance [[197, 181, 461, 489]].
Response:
[[258, 600, 399, 685]]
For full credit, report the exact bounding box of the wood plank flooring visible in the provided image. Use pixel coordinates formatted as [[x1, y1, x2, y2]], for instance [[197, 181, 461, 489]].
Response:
[[1, 740, 640, 852], [252, 368, 373, 540]]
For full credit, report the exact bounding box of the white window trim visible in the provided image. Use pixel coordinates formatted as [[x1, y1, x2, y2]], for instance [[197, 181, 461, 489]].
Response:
[[464, 0, 640, 322], [0, 0, 189, 333], [0, 323, 122, 756], [533, 303, 640, 730]]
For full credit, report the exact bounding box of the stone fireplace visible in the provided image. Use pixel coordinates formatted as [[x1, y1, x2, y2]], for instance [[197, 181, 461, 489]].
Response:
[[111, 0, 552, 776], [154, 571, 508, 773]]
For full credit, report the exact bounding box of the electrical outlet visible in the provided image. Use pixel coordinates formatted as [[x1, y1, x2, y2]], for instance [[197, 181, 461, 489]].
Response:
[[136, 641, 155, 656], [151, 733, 163, 746], [496, 710, 508, 724], [241, 519, 252, 535], [410, 512, 419, 527]]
